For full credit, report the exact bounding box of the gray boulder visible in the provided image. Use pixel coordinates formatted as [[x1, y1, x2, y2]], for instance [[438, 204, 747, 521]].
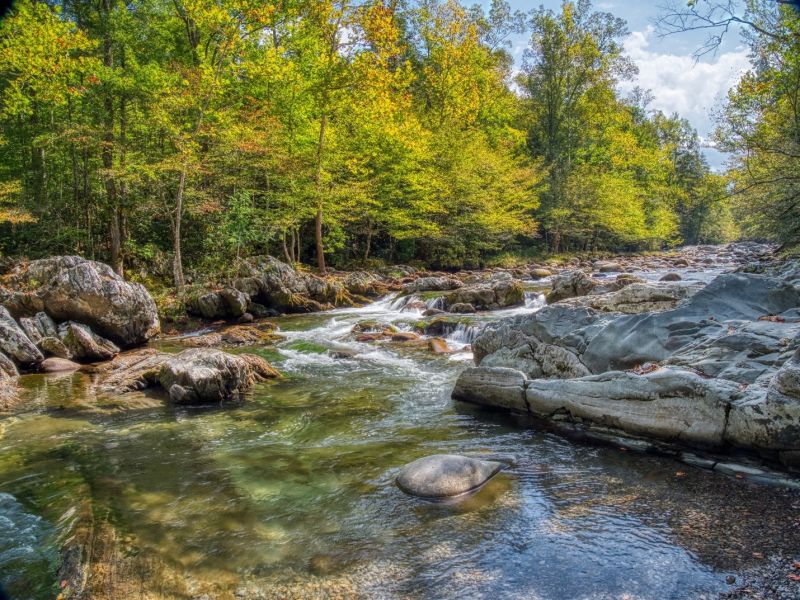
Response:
[[0, 306, 43, 366], [159, 348, 279, 404], [396, 454, 503, 499], [524, 368, 738, 446], [403, 277, 463, 294], [454, 271, 800, 466], [58, 322, 119, 361], [19, 312, 71, 358], [3, 256, 160, 346], [446, 273, 524, 311], [187, 287, 248, 320], [546, 270, 596, 303], [0, 351, 17, 378], [233, 256, 349, 313], [561, 281, 702, 314]]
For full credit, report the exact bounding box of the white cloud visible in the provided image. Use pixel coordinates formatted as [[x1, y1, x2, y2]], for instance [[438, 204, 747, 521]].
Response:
[[619, 26, 751, 137]]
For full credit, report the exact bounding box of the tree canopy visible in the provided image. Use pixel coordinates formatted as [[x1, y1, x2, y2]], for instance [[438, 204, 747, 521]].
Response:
[[0, 0, 743, 284]]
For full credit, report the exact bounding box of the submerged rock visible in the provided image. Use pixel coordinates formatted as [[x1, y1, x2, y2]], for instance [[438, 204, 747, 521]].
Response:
[[396, 454, 503, 499], [102, 347, 280, 403], [159, 349, 279, 404]]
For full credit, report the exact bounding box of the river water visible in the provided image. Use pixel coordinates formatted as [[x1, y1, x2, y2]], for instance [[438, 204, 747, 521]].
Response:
[[1, 265, 798, 599]]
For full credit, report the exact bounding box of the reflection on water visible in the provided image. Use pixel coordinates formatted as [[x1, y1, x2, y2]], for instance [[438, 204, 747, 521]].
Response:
[[1, 279, 799, 599]]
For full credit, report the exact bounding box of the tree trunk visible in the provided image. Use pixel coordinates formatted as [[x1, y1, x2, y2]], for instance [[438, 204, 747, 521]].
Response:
[[101, 0, 123, 276], [314, 109, 328, 273], [315, 208, 325, 272], [364, 222, 373, 262], [173, 167, 187, 288], [282, 232, 291, 263]]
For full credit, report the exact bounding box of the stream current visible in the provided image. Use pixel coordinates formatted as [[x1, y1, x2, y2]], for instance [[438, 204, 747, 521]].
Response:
[[1, 261, 798, 599]]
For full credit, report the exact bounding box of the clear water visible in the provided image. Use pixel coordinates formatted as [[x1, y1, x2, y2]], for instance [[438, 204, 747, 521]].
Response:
[[1, 266, 798, 599]]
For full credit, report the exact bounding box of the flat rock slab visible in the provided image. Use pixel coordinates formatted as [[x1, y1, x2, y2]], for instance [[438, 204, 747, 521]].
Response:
[[396, 454, 503, 499]]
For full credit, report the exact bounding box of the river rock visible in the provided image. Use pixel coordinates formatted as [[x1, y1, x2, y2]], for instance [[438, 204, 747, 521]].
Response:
[[529, 268, 553, 279], [660, 272, 682, 282], [343, 271, 386, 297], [403, 277, 463, 294], [396, 454, 503, 499], [595, 261, 623, 273], [561, 281, 702, 314], [446, 273, 524, 311], [187, 287, 248, 320], [40, 357, 81, 373], [454, 270, 800, 466], [159, 348, 279, 404], [3, 256, 159, 346], [0, 351, 17, 405], [428, 338, 449, 354], [449, 302, 476, 314], [233, 256, 352, 313], [58, 321, 120, 361], [452, 367, 528, 412], [546, 270, 596, 303], [179, 323, 279, 348], [19, 312, 71, 358], [0, 306, 43, 366], [524, 368, 738, 446]]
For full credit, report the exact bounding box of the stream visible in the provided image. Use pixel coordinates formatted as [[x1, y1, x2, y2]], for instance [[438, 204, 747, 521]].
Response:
[[1, 258, 799, 599]]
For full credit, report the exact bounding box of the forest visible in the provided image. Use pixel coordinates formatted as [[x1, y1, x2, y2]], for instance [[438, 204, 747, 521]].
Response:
[[0, 0, 796, 286]]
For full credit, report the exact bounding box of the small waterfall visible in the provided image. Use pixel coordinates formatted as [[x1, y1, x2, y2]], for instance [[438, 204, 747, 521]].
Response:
[[390, 294, 418, 311], [446, 322, 484, 344], [525, 291, 546, 310], [425, 296, 446, 311]]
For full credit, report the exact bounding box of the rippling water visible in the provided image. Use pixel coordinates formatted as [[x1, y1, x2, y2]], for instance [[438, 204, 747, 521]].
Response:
[[1, 269, 798, 599]]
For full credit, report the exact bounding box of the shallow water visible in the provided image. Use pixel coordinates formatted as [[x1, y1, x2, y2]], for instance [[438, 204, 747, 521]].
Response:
[[1, 255, 799, 599]]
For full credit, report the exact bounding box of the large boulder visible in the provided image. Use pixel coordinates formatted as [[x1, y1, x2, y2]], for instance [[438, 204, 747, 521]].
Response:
[[158, 348, 279, 404], [2, 256, 159, 346], [523, 368, 738, 446], [454, 272, 800, 467], [0, 306, 43, 366], [0, 350, 18, 405], [546, 270, 596, 303], [396, 454, 503, 499], [58, 322, 120, 361], [233, 256, 352, 313], [561, 281, 702, 314], [343, 271, 386, 297], [101, 347, 280, 403], [445, 273, 524, 311], [19, 312, 71, 359], [403, 276, 463, 294], [186, 287, 248, 320]]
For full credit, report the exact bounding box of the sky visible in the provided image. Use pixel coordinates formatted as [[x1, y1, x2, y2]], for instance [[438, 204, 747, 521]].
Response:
[[480, 0, 753, 169]]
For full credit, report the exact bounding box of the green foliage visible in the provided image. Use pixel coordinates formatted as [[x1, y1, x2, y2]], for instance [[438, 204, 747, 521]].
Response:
[[0, 0, 742, 275]]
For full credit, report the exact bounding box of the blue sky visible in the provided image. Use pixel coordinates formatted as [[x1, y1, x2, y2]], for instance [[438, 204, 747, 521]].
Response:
[[480, 0, 752, 168]]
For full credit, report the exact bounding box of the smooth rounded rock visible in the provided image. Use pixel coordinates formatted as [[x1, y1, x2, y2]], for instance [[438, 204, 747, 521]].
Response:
[[40, 357, 81, 373], [396, 454, 503, 499]]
